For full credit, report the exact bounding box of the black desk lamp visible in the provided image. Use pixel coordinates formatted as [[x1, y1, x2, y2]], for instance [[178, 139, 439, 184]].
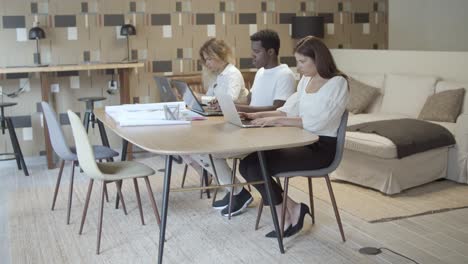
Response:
[[28, 25, 46, 65], [291, 16, 324, 39], [120, 24, 136, 62]]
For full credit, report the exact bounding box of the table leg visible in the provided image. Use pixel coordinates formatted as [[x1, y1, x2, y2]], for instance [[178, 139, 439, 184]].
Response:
[[118, 68, 133, 160], [40, 72, 54, 169], [158, 155, 173, 264], [257, 151, 285, 254]]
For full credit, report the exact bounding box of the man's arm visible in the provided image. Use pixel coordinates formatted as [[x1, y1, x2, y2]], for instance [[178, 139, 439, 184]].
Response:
[[235, 99, 286, 113]]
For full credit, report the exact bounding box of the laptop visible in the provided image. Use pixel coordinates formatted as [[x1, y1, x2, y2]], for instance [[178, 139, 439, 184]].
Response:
[[171, 80, 223, 116], [216, 93, 264, 128], [154, 76, 178, 102]]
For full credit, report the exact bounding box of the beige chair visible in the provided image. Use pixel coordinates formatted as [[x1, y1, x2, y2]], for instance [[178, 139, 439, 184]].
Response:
[[67, 110, 161, 254]]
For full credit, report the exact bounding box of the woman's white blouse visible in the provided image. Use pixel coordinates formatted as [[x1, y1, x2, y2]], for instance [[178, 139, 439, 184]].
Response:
[[206, 63, 248, 103], [277, 75, 348, 137]]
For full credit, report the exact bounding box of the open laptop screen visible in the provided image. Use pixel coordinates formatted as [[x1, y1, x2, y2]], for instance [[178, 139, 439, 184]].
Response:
[[154, 76, 177, 102], [171, 80, 205, 112]]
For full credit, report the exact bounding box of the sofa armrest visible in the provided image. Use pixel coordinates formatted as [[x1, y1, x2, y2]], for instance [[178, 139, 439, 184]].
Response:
[[455, 114, 468, 151]]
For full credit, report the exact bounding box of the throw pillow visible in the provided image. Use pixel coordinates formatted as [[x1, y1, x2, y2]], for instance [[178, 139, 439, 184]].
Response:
[[418, 88, 465, 123], [346, 77, 380, 114]]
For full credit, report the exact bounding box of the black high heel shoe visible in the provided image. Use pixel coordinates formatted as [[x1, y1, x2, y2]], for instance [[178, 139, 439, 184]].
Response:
[[265, 203, 311, 238], [265, 225, 292, 238], [284, 203, 310, 237]]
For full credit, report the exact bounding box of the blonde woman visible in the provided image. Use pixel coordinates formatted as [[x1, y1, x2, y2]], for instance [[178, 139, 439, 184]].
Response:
[[182, 39, 252, 217], [199, 38, 249, 104]]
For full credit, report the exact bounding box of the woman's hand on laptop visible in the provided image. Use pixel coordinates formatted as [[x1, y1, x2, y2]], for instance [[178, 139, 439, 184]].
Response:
[[251, 117, 283, 127]]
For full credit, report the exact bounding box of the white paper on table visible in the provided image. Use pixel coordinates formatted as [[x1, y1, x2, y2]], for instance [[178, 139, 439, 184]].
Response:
[[119, 119, 190, 126], [105, 102, 190, 126], [67, 27, 78, 40], [16, 28, 27, 42], [105, 102, 186, 114]]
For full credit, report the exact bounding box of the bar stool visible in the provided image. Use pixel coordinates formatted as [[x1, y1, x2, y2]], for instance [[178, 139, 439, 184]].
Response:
[[77, 97, 112, 149], [0, 102, 29, 176]]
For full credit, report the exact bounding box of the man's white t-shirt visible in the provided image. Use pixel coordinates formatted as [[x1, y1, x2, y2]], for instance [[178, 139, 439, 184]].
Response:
[[249, 64, 296, 107]]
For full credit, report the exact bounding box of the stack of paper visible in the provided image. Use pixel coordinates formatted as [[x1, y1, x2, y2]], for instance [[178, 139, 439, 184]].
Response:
[[105, 102, 195, 126]]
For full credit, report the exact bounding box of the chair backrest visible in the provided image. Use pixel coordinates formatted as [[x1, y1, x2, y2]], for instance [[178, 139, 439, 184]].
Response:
[[40, 102, 75, 160], [326, 110, 348, 172], [273, 110, 348, 178], [67, 110, 103, 179]]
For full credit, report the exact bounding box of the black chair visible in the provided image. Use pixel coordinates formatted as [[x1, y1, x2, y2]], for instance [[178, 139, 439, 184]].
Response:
[[0, 102, 28, 176]]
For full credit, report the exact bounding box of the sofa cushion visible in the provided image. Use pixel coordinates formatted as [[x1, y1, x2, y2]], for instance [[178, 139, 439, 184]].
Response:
[[419, 88, 465, 123], [345, 113, 455, 159], [346, 72, 385, 113], [380, 74, 437, 117], [346, 77, 380, 114], [435, 81, 468, 114]]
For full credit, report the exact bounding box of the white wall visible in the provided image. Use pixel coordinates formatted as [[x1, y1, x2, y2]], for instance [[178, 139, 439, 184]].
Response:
[[331, 49, 468, 82], [389, 0, 468, 51]]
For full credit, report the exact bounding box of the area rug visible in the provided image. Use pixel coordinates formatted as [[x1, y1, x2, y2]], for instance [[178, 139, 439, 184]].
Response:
[[289, 177, 468, 223]]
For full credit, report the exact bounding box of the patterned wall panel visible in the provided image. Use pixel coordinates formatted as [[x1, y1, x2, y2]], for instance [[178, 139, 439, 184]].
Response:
[[0, 0, 388, 156]]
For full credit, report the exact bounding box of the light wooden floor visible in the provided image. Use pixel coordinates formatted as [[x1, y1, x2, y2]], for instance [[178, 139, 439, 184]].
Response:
[[1, 155, 468, 264]]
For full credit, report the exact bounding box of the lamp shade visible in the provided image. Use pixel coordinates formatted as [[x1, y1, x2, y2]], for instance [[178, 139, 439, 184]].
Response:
[[28, 26, 46, 40], [120, 24, 136, 36], [291, 16, 324, 39]]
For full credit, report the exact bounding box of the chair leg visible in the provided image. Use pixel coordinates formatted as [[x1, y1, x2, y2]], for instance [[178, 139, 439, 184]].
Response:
[[66, 161, 76, 225], [115, 181, 128, 215], [133, 178, 145, 225], [144, 176, 161, 226], [280, 178, 290, 237], [308, 178, 315, 224], [227, 158, 238, 220], [199, 169, 204, 199], [96, 181, 106, 254], [115, 180, 123, 209], [79, 179, 94, 235], [203, 170, 211, 199], [255, 198, 263, 230], [51, 160, 65, 211], [180, 164, 188, 188], [6, 117, 29, 176], [324, 175, 345, 242], [104, 184, 109, 203], [83, 111, 90, 133], [208, 154, 221, 206]]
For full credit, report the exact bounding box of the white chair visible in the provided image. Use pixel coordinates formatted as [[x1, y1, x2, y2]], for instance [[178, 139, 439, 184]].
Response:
[[67, 110, 161, 254]]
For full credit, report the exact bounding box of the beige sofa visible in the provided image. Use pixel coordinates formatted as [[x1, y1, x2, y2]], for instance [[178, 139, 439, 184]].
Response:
[[329, 49, 468, 194]]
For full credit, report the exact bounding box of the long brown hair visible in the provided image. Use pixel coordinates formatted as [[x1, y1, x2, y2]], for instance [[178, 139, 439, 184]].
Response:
[[294, 36, 347, 80]]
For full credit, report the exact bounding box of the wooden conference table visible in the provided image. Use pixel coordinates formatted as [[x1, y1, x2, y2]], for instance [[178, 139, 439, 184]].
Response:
[[0, 62, 143, 169], [95, 109, 318, 264]]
